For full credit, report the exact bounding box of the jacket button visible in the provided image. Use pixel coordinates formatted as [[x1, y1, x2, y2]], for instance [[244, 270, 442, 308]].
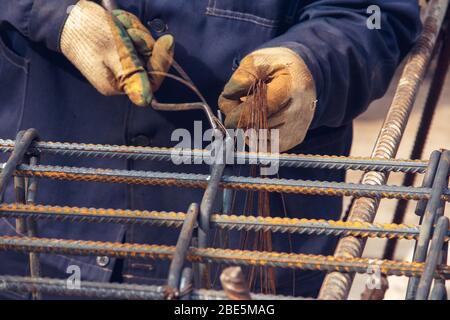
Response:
[[131, 135, 151, 147], [148, 18, 168, 33], [96, 256, 110, 267]]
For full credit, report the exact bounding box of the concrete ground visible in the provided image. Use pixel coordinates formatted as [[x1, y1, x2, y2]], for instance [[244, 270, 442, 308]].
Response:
[[346, 61, 450, 299]]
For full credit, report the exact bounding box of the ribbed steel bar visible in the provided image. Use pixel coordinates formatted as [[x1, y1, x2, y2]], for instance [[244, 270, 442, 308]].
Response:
[[0, 129, 38, 199], [406, 150, 450, 299], [5, 163, 449, 201], [415, 216, 449, 299], [167, 203, 198, 294], [0, 139, 428, 173], [319, 0, 450, 300], [1, 236, 449, 278], [2, 203, 450, 241], [0, 276, 303, 300], [198, 138, 232, 288], [21, 155, 42, 300]]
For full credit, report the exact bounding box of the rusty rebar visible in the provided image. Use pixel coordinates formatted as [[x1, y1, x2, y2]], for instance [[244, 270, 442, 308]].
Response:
[[1, 236, 449, 279], [319, 0, 450, 300]]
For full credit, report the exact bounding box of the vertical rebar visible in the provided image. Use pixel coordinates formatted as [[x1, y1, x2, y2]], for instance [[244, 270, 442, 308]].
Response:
[[406, 151, 449, 299], [166, 203, 198, 297], [318, 0, 449, 300], [415, 216, 449, 299], [385, 13, 450, 260], [26, 156, 42, 300]]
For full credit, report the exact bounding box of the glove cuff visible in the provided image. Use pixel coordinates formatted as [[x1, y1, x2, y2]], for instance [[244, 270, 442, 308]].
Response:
[[60, 0, 122, 96]]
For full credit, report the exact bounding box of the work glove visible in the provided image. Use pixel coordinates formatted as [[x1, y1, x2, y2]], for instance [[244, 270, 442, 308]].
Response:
[[219, 47, 317, 152], [60, 0, 174, 106]]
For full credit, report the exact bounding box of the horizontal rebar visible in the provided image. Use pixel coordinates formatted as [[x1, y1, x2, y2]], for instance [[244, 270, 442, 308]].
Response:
[[0, 236, 449, 279], [0, 139, 428, 173], [0, 275, 304, 300], [5, 164, 449, 201], [1, 203, 448, 241]]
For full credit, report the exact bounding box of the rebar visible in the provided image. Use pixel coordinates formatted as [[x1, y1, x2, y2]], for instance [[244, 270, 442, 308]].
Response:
[[166, 203, 198, 296], [1, 203, 449, 240], [406, 150, 450, 298], [0, 275, 303, 300], [319, 0, 450, 300], [0, 236, 449, 279], [5, 163, 449, 201], [0, 139, 428, 173], [416, 216, 449, 299]]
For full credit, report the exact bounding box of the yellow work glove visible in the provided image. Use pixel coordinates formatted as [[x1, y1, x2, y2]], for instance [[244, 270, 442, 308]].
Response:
[[60, 0, 174, 106], [219, 47, 317, 152]]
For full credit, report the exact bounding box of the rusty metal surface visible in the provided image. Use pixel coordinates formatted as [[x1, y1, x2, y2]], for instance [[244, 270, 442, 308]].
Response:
[[0, 275, 305, 300], [1, 203, 449, 241], [1, 235, 449, 279], [6, 163, 449, 201], [318, 0, 450, 300]]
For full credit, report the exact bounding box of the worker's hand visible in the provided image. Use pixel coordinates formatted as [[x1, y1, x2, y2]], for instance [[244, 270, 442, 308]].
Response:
[[219, 47, 317, 152], [60, 0, 174, 106]]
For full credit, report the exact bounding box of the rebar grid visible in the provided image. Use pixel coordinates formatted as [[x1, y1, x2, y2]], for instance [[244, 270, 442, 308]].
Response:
[[319, 0, 450, 300], [0, 0, 447, 302]]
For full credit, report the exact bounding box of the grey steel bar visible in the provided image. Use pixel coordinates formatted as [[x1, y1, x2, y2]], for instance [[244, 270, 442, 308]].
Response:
[[319, 0, 450, 300], [24, 156, 42, 300], [0, 129, 38, 200], [166, 203, 198, 296], [0, 275, 304, 300], [13, 132, 28, 234], [7, 130, 43, 300], [415, 216, 449, 300], [416, 151, 443, 216], [407, 151, 450, 299], [0, 139, 429, 173], [179, 267, 194, 300], [6, 163, 449, 201], [198, 137, 233, 289], [383, 151, 442, 263], [99, 0, 119, 11], [429, 243, 448, 300]]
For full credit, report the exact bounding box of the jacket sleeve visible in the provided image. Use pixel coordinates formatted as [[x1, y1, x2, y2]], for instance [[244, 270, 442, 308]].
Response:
[[0, 0, 77, 52], [262, 0, 422, 129]]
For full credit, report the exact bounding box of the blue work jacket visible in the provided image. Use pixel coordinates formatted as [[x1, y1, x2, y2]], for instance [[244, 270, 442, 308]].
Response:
[[0, 0, 421, 298]]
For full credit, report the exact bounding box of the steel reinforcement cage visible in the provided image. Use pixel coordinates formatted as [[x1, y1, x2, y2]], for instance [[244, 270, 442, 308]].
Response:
[[0, 0, 449, 300]]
